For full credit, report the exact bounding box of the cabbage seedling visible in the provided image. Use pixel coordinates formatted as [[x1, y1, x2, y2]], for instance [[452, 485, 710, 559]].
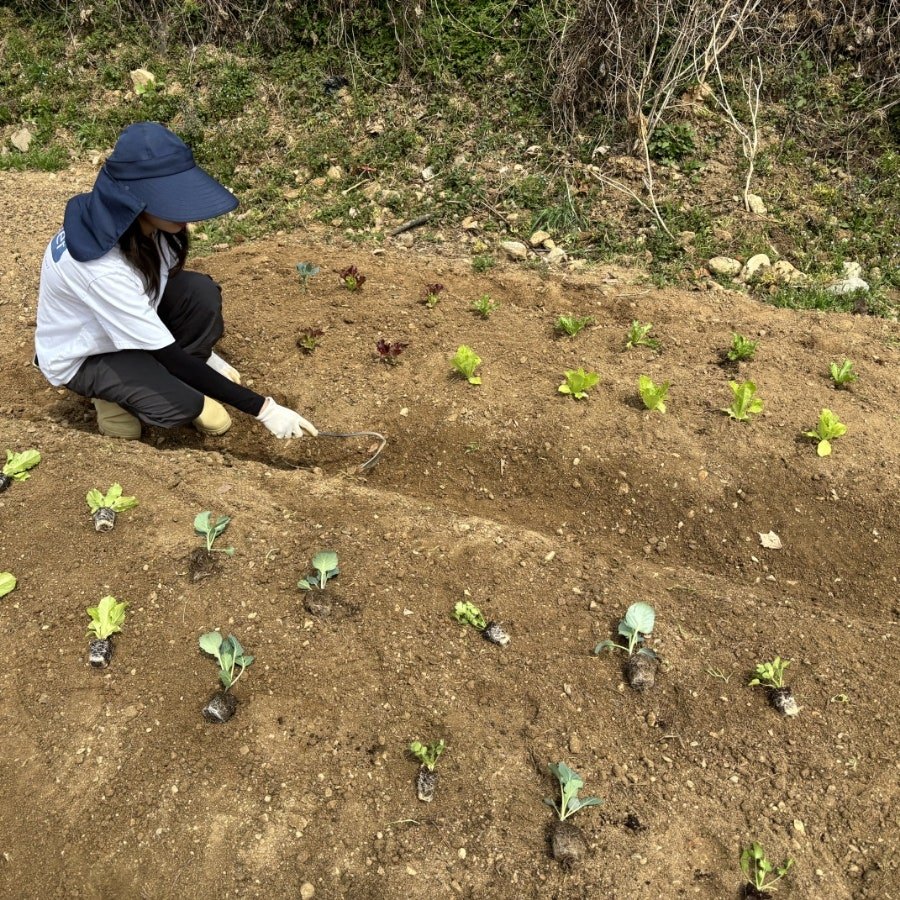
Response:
[[558, 368, 599, 400], [625, 321, 660, 350], [410, 738, 445, 802], [86, 595, 127, 668], [740, 842, 794, 898], [453, 600, 510, 646], [0, 448, 41, 493], [749, 656, 798, 717], [295, 262, 321, 290], [194, 511, 234, 555], [336, 265, 366, 291], [727, 333, 758, 362], [0, 572, 17, 598], [470, 294, 499, 319], [544, 762, 602, 868], [555, 314, 593, 337], [723, 380, 764, 421], [298, 551, 339, 617], [421, 283, 445, 308], [638, 375, 669, 412], [594, 602, 658, 690], [199, 631, 254, 723], [86, 483, 138, 532], [829, 359, 857, 388], [452, 345, 482, 385], [804, 408, 846, 457]]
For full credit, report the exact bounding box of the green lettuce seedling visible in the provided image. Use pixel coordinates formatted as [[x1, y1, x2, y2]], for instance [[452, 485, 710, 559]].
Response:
[[555, 315, 593, 337], [0, 572, 17, 598], [559, 368, 599, 400], [199, 632, 254, 691], [454, 600, 487, 631], [86, 484, 138, 514], [452, 346, 482, 385], [86, 595, 128, 640], [723, 380, 763, 421], [1, 448, 41, 491], [727, 333, 758, 361], [625, 321, 660, 350], [470, 295, 499, 318], [740, 842, 794, 894], [638, 376, 669, 412], [804, 408, 846, 456], [829, 359, 857, 388], [410, 738, 445, 771], [544, 762, 603, 821], [194, 511, 234, 555], [298, 551, 340, 590], [749, 656, 789, 690], [295, 262, 321, 290]]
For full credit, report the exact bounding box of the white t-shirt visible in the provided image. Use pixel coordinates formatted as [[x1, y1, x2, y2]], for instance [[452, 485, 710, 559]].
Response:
[[35, 228, 176, 386]]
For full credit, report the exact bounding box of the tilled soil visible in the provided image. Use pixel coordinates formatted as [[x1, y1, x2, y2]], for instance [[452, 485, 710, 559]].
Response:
[[0, 167, 898, 900]]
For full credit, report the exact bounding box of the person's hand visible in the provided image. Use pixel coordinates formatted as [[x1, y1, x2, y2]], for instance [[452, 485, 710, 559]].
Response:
[[256, 398, 318, 439]]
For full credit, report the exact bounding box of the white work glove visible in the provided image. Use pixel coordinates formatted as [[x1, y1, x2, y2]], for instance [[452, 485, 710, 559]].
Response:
[[207, 351, 242, 384], [256, 397, 318, 439]]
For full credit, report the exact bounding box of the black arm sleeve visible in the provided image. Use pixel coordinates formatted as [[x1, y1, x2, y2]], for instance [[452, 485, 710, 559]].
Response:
[[150, 343, 266, 416]]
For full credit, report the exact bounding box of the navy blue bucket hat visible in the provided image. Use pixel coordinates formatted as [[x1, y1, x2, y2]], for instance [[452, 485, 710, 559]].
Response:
[[63, 122, 238, 262]]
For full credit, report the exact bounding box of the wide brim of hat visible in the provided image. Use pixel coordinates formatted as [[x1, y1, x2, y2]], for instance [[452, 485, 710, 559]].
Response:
[[126, 165, 238, 222]]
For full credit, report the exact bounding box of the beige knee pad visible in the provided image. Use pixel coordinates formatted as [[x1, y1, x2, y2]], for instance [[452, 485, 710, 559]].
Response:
[[93, 399, 142, 440], [194, 396, 232, 436]]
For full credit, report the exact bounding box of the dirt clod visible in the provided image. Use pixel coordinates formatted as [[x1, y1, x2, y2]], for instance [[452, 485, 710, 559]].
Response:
[[550, 820, 586, 868], [626, 652, 658, 691]]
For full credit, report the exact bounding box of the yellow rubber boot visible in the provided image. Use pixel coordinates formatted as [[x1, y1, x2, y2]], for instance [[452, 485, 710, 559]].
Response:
[[93, 399, 141, 440], [194, 396, 232, 436]]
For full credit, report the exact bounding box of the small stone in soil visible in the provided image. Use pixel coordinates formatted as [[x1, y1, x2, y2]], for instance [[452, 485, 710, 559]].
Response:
[[416, 767, 438, 802], [550, 820, 586, 868], [203, 691, 238, 723], [626, 652, 658, 691]]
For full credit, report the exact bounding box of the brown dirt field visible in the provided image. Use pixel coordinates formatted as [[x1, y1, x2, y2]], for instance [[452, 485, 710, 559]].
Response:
[[1, 168, 898, 900]]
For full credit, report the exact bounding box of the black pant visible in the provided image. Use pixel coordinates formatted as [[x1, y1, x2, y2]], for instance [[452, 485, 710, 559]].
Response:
[[66, 270, 224, 428]]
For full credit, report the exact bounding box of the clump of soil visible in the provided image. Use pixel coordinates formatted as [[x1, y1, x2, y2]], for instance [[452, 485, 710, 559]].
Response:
[[188, 548, 221, 581], [626, 653, 658, 690], [550, 820, 586, 868], [415, 767, 438, 802], [202, 691, 237, 724]]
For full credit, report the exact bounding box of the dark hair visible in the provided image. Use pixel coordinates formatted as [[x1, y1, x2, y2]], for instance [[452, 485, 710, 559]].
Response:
[[118, 220, 189, 301]]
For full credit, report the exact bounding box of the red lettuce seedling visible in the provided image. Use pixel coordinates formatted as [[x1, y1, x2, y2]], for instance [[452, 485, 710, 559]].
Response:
[[337, 265, 366, 291], [375, 339, 409, 364], [421, 283, 445, 308], [199, 631, 254, 723], [544, 762, 602, 868], [1, 449, 41, 493], [86, 595, 127, 668], [86, 483, 138, 532], [297, 328, 325, 353], [410, 739, 446, 802]]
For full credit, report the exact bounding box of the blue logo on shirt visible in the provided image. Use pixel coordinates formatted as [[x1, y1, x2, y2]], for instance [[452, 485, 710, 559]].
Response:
[[50, 229, 67, 263]]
